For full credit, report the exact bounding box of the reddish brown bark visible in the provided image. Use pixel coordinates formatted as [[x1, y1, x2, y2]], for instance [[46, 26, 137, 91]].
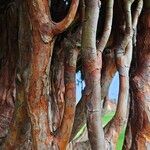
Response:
[[56, 25, 82, 147], [50, 47, 65, 131], [51, 24, 82, 133], [1, 2, 32, 149], [56, 48, 78, 150], [70, 47, 116, 141], [124, 10, 150, 150], [2, 2, 31, 150], [104, 0, 136, 149], [1, 1, 149, 149], [0, 1, 18, 142], [70, 0, 115, 141], [24, 0, 79, 149]]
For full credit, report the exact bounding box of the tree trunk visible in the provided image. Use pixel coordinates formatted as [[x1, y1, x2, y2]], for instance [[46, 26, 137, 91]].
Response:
[[81, 0, 105, 149], [2, 1, 32, 149], [104, 0, 143, 149], [0, 1, 18, 144], [24, 0, 79, 149], [70, 0, 114, 140], [1, 0, 150, 149], [124, 10, 150, 150]]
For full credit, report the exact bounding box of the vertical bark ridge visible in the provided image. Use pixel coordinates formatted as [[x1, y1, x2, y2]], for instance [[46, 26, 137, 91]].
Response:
[[104, 0, 138, 149], [126, 10, 150, 150], [56, 47, 79, 150], [0, 1, 18, 143], [24, 0, 79, 149], [2, 2, 32, 149]]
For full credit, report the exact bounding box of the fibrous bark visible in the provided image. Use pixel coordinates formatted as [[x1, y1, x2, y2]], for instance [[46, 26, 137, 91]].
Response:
[[2, 2, 32, 149], [0, 0, 148, 150], [124, 9, 150, 150], [56, 47, 78, 149], [25, 0, 79, 149], [0, 1, 18, 144], [50, 45, 65, 132]]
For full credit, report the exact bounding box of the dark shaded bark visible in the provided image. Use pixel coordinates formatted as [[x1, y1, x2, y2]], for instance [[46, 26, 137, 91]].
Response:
[[1, 2, 32, 149], [124, 10, 150, 150], [50, 46, 65, 132], [104, 0, 143, 149], [0, 1, 18, 143]]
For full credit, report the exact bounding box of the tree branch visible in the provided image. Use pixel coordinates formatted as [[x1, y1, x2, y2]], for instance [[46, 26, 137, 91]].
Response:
[[132, 0, 143, 45], [81, 0, 105, 149], [52, 0, 79, 35], [56, 47, 79, 150], [97, 0, 114, 52], [26, 0, 79, 43], [104, 1, 143, 148], [115, 0, 134, 54]]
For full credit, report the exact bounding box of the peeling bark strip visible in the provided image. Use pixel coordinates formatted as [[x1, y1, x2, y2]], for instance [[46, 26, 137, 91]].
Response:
[[24, 0, 79, 149], [2, 2, 32, 149], [81, 0, 105, 149], [125, 10, 150, 150], [0, 1, 18, 142], [56, 48, 78, 150], [50, 47, 65, 132]]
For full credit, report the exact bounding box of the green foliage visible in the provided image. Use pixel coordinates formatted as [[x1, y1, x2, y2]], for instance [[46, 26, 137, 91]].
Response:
[[102, 112, 125, 150], [102, 112, 115, 127], [116, 129, 125, 150]]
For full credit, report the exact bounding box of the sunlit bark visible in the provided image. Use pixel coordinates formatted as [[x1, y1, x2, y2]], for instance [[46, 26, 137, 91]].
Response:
[[81, 0, 105, 149], [25, 0, 79, 148], [70, 0, 114, 141]]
